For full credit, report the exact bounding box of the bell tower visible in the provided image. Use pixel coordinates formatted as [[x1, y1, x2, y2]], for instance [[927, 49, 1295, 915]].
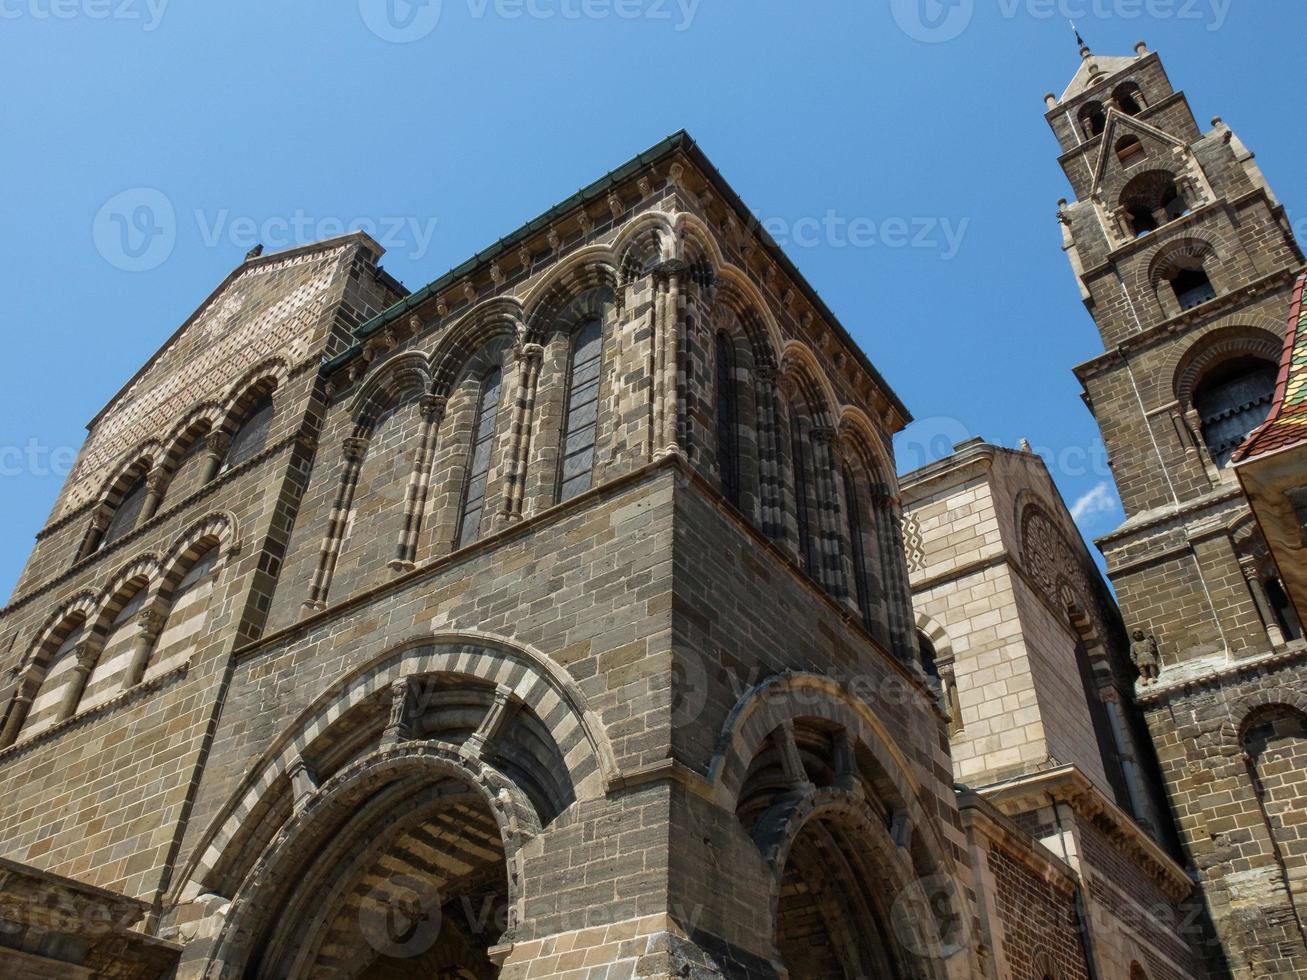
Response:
[[1049, 39, 1307, 979]]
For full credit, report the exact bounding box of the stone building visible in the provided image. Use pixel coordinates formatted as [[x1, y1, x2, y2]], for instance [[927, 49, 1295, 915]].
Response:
[[0, 132, 987, 979], [1049, 38, 1307, 979], [902, 438, 1199, 980]]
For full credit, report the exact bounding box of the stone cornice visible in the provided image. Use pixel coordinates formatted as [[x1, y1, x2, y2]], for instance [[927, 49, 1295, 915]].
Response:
[[1075, 265, 1298, 382], [1136, 640, 1307, 706], [957, 788, 1080, 897], [978, 764, 1193, 903], [1094, 487, 1245, 551]]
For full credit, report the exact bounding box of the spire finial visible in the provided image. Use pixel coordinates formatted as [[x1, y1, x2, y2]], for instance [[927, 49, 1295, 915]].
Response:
[[1072, 21, 1091, 57]]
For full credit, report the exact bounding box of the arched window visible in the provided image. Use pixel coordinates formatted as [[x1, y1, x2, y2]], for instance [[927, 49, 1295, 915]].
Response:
[[1116, 135, 1146, 168], [457, 367, 504, 548], [842, 468, 873, 630], [789, 409, 817, 575], [101, 472, 150, 548], [1121, 171, 1188, 237], [146, 546, 220, 681], [558, 318, 603, 503], [918, 630, 940, 681], [1169, 260, 1216, 311], [80, 587, 149, 712], [1079, 101, 1106, 139], [1115, 81, 1147, 115], [20, 619, 88, 740], [1193, 357, 1279, 467], [716, 332, 741, 507], [99, 473, 148, 548], [225, 393, 275, 470]]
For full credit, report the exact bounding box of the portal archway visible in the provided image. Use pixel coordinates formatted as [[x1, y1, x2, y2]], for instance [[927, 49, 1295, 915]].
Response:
[[202, 743, 538, 980]]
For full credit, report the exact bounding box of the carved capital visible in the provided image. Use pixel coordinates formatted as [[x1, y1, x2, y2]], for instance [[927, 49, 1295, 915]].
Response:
[[206, 432, 232, 458], [419, 395, 448, 424], [517, 342, 545, 365], [73, 644, 98, 675], [145, 469, 169, 496], [342, 437, 370, 463], [808, 426, 838, 446], [138, 609, 165, 638]]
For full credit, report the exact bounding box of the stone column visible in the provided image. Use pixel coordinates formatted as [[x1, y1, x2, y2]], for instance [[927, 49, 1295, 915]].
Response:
[[497, 343, 545, 528], [56, 644, 98, 723], [392, 395, 447, 571], [140, 468, 169, 523], [463, 685, 516, 760], [77, 510, 112, 561], [654, 262, 686, 458], [0, 687, 35, 748], [808, 426, 847, 600], [121, 608, 165, 690], [304, 436, 369, 614], [1240, 556, 1287, 648], [201, 432, 232, 483], [753, 363, 785, 542]]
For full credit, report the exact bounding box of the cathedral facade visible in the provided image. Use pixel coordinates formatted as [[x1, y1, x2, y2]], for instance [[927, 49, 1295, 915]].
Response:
[[0, 40, 1300, 980]]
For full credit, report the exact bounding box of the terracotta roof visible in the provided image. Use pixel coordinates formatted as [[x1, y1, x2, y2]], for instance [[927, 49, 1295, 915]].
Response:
[[1232, 273, 1307, 463]]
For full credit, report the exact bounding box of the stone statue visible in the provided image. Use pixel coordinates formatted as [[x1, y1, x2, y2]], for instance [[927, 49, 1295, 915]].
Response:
[[1131, 629, 1161, 685]]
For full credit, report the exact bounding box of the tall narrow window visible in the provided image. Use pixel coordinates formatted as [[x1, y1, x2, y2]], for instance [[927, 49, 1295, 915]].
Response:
[[842, 468, 872, 629], [458, 368, 504, 548], [102, 473, 150, 548], [225, 394, 275, 469], [715, 332, 740, 507], [558, 319, 603, 502], [790, 410, 816, 574]]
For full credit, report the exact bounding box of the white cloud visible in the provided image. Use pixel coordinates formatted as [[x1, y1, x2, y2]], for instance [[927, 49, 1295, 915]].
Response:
[[1070, 481, 1119, 524]]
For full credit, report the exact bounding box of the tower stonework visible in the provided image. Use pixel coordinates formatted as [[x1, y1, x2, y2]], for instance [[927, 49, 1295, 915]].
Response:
[[1051, 40, 1307, 979]]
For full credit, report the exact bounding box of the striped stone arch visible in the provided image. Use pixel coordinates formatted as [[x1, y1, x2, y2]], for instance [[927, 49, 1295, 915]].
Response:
[[216, 357, 289, 434], [349, 350, 432, 427], [1144, 235, 1222, 289], [613, 210, 675, 288], [715, 271, 782, 372], [521, 246, 619, 343], [715, 263, 785, 365], [427, 297, 523, 397], [17, 589, 100, 676], [95, 441, 163, 504], [914, 612, 954, 665], [707, 672, 963, 978], [158, 512, 240, 594], [1159, 317, 1286, 405], [708, 673, 936, 830], [159, 402, 225, 473], [838, 405, 895, 492], [86, 552, 163, 635], [674, 211, 725, 291], [1218, 690, 1307, 750], [195, 741, 542, 980], [171, 632, 617, 906], [779, 341, 839, 429]]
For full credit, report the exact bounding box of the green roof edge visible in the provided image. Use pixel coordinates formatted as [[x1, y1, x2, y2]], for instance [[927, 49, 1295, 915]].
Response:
[[330, 130, 911, 425]]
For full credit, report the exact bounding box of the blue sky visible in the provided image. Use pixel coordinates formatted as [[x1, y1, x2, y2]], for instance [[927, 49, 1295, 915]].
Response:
[[1, 2, 1302, 599]]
